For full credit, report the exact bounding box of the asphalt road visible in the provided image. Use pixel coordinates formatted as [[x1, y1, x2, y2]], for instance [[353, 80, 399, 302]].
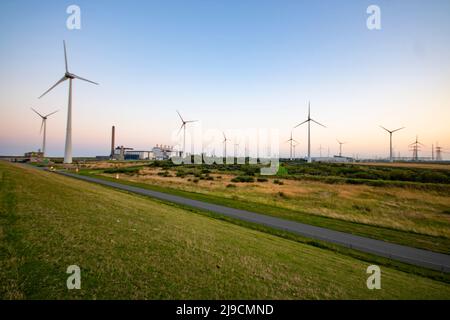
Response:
[[56, 170, 450, 273]]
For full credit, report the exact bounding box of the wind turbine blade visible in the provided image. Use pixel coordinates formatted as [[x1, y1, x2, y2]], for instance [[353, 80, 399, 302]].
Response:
[[63, 40, 68, 72], [72, 74, 99, 85], [379, 125, 390, 133], [294, 119, 308, 128], [45, 110, 59, 118], [40, 119, 44, 133], [223, 132, 226, 140], [177, 123, 184, 136], [31, 107, 44, 118], [185, 120, 198, 123], [176, 110, 184, 123], [392, 127, 405, 133], [308, 101, 310, 119], [311, 118, 326, 128], [39, 76, 67, 99]]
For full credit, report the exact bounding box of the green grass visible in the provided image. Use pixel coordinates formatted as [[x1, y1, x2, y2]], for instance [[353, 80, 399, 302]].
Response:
[[79, 169, 450, 255], [1, 161, 450, 299]]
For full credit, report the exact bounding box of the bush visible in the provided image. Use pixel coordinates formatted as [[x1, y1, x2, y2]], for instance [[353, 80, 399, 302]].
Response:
[[193, 179, 199, 183], [273, 179, 284, 185], [176, 171, 186, 178], [257, 177, 268, 182], [231, 176, 255, 183], [104, 167, 140, 175], [226, 184, 236, 188]]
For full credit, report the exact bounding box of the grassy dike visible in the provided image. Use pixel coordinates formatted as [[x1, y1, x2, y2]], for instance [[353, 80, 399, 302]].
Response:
[[1, 161, 450, 299]]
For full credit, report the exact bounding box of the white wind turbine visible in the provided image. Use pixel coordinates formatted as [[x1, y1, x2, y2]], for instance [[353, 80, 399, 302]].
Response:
[[176, 110, 197, 157], [286, 131, 299, 160], [31, 108, 58, 157], [294, 101, 326, 163], [222, 132, 230, 158], [380, 126, 405, 162], [39, 40, 98, 164], [337, 139, 347, 157]]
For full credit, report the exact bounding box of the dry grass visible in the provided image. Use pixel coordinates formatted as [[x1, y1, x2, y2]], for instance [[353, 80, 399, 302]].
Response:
[[103, 167, 450, 240]]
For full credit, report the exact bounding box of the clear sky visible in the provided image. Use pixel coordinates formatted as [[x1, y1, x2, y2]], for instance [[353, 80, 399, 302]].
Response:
[[0, 0, 449, 159]]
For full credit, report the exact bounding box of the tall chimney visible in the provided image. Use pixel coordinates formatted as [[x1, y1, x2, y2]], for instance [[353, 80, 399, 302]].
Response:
[[110, 125, 115, 158]]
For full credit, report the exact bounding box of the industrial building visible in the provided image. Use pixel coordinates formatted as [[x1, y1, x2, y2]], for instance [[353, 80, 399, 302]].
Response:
[[152, 144, 177, 160]]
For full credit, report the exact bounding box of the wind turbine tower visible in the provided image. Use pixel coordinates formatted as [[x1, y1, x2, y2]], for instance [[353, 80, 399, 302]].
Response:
[[435, 143, 443, 161], [337, 140, 347, 157], [286, 131, 298, 160], [176, 111, 198, 157], [31, 108, 58, 157], [380, 126, 405, 162], [293, 142, 298, 160], [222, 132, 230, 158], [294, 102, 326, 163], [39, 40, 98, 164]]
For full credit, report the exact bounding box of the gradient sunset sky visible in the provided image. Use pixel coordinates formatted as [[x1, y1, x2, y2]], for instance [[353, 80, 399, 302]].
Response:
[[0, 0, 449, 158]]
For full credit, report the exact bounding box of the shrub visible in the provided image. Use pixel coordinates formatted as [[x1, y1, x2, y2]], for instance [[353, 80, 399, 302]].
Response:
[[104, 167, 140, 175], [257, 177, 268, 182], [157, 171, 171, 177], [231, 176, 255, 183], [176, 171, 186, 177], [226, 184, 236, 188]]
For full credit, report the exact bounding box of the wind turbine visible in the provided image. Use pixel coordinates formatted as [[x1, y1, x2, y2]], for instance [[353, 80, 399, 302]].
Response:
[[176, 110, 197, 157], [293, 142, 298, 160], [31, 108, 58, 157], [294, 101, 326, 163], [337, 139, 347, 157], [234, 139, 240, 159], [380, 126, 405, 162], [222, 132, 230, 158], [286, 131, 299, 160], [39, 40, 98, 164]]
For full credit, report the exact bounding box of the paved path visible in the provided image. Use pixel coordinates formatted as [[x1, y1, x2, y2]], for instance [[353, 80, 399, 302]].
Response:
[[56, 170, 450, 273]]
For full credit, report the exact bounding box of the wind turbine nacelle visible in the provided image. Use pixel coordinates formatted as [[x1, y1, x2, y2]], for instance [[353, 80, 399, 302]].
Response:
[[65, 72, 75, 79]]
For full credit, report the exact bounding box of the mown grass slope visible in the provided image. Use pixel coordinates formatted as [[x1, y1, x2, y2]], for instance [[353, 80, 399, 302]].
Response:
[[1, 161, 450, 299]]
